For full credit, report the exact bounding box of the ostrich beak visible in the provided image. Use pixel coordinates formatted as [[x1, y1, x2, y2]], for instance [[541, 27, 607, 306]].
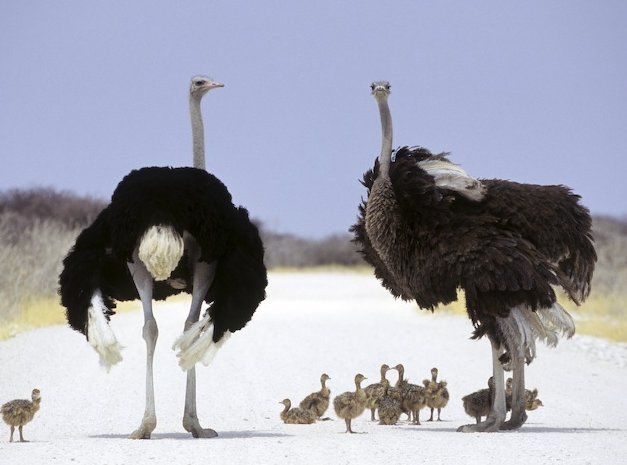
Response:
[[208, 81, 224, 89]]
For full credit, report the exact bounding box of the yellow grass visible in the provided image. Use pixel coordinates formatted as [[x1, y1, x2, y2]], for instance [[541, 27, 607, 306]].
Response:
[[435, 290, 627, 342], [270, 265, 373, 274], [0, 295, 189, 341]]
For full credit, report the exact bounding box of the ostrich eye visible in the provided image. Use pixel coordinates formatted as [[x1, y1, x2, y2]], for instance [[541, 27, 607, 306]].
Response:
[[386, 85, 391, 90], [370, 84, 375, 90], [196, 81, 206, 86]]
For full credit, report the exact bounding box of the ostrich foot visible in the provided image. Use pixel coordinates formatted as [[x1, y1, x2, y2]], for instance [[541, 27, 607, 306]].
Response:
[[129, 421, 156, 440], [457, 416, 503, 433], [500, 412, 527, 431], [183, 416, 218, 438]]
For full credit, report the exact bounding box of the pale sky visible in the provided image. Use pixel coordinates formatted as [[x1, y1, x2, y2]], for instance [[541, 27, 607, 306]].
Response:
[[1, 1, 625, 237]]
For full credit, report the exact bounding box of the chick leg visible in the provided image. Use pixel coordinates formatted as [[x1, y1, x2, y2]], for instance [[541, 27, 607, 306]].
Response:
[[437, 408, 442, 421], [128, 257, 158, 440], [9, 426, 14, 442], [18, 425, 26, 442], [344, 418, 351, 433], [182, 258, 217, 439], [428, 407, 434, 421], [500, 353, 527, 430], [414, 409, 420, 425], [458, 339, 506, 432], [370, 408, 376, 421]]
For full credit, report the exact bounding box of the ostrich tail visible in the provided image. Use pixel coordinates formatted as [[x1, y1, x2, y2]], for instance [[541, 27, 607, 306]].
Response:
[[87, 290, 123, 371], [172, 313, 231, 371], [537, 302, 576, 339], [138, 225, 184, 281]]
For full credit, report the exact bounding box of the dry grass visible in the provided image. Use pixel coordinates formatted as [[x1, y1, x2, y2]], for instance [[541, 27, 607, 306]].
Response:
[[436, 291, 627, 343], [271, 264, 372, 274], [0, 295, 189, 341]]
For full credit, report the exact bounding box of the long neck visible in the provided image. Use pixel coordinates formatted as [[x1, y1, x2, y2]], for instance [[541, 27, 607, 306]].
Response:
[[189, 95, 205, 170], [355, 379, 363, 392], [376, 96, 393, 179], [380, 369, 387, 383], [320, 379, 330, 397], [432, 372, 438, 382]]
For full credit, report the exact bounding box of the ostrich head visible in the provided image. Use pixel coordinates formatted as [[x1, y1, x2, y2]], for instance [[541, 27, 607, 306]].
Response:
[[380, 364, 390, 374], [320, 373, 331, 382], [370, 80, 391, 99], [279, 399, 291, 408], [355, 373, 367, 385], [431, 367, 438, 377], [31, 389, 41, 401], [189, 75, 224, 99]]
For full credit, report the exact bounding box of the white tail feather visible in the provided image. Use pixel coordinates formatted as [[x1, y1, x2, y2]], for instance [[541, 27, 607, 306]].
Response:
[[520, 305, 559, 347], [537, 303, 576, 338], [499, 304, 575, 365], [172, 313, 231, 371], [87, 291, 123, 371], [138, 225, 184, 281]]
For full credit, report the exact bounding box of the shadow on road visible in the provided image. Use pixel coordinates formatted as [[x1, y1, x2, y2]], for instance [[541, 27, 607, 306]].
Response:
[[89, 430, 291, 440], [415, 425, 625, 434]]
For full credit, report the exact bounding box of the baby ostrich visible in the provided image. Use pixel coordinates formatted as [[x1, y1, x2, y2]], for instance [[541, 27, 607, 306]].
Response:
[[299, 373, 331, 420], [506, 378, 543, 412], [388, 363, 412, 421], [279, 399, 317, 424], [426, 380, 449, 422], [364, 364, 392, 421], [1, 389, 41, 442], [462, 378, 494, 424], [402, 383, 427, 425], [333, 374, 368, 433], [377, 384, 402, 425], [425, 368, 449, 421]]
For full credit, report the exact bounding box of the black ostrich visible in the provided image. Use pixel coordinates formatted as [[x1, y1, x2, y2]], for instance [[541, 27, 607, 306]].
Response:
[[59, 76, 267, 439], [351, 81, 596, 432]]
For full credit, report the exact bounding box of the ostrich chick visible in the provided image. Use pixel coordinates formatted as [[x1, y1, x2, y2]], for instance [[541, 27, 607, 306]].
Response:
[[377, 384, 402, 425], [333, 374, 368, 433], [388, 364, 412, 420], [279, 399, 317, 424], [1, 389, 41, 442], [299, 373, 331, 419], [402, 383, 427, 425], [425, 368, 449, 422], [364, 364, 392, 421], [506, 378, 543, 412], [462, 378, 494, 424]]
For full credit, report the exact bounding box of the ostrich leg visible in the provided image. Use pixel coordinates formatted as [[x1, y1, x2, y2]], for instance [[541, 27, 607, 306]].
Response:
[[128, 257, 158, 439], [9, 426, 14, 442], [182, 258, 217, 438], [458, 339, 506, 432], [500, 352, 527, 430]]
